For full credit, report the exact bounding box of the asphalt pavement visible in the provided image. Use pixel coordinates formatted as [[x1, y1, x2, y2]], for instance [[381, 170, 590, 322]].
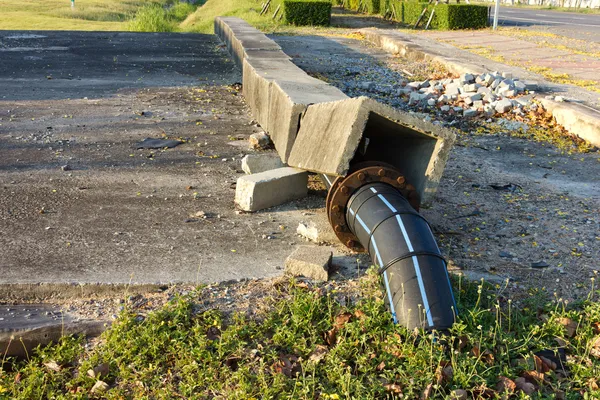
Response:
[[490, 6, 600, 41]]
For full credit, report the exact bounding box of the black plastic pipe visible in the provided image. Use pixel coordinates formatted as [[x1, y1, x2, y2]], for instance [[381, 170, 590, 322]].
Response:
[[345, 182, 457, 330]]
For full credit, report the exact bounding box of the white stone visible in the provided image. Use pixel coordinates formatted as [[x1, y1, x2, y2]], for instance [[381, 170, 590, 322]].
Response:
[[495, 98, 513, 113]]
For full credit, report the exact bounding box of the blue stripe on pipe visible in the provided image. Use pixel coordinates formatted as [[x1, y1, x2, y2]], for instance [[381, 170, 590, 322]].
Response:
[[377, 193, 433, 327], [395, 214, 434, 327], [370, 187, 377, 193], [356, 213, 398, 324]]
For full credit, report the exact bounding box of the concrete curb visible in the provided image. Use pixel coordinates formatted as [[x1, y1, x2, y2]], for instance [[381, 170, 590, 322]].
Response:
[[214, 17, 457, 207], [358, 28, 600, 148]]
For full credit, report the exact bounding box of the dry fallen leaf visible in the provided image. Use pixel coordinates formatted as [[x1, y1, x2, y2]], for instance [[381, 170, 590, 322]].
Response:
[[384, 383, 403, 394], [43, 361, 62, 372], [557, 317, 578, 337], [421, 383, 433, 399], [325, 328, 337, 346], [308, 345, 328, 363], [589, 336, 600, 358], [376, 361, 386, 371], [522, 369, 545, 384], [333, 312, 353, 330], [496, 376, 516, 393]]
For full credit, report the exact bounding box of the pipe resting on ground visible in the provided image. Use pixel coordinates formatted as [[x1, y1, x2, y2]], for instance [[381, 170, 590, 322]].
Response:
[[344, 182, 457, 330]]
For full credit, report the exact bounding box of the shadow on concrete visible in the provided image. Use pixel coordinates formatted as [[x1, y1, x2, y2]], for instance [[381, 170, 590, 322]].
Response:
[[0, 30, 239, 101]]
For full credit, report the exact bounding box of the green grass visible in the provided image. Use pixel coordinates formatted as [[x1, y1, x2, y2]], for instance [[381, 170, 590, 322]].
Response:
[[2, 270, 600, 398], [0, 0, 199, 31], [181, 0, 288, 33]]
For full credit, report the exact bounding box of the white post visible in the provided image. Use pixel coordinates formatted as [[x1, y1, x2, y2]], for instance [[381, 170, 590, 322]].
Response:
[[493, 0, 500, 30]]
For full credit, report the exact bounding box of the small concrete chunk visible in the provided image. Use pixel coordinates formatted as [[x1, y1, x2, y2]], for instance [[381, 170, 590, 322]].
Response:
[[445, 83, 460, 96], [460, 73, 474, 84], [235, 167, 307, 212], [285, 245, 332, 281], [249, 132, 271, 149], [495, 98, 513, 114], [463, 108, 478, 118], [241, 154, 284, 174]]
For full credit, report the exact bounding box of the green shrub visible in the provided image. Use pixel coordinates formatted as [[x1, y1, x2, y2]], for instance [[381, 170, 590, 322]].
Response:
[[348, 0, 360, 10], [402, 1, 427, 25], [167, 2, 197, 22], [283, 0, 332, 25], [435, 4, 489, 29], [365, 0, 380, 14], [128, 4, 175, 32]]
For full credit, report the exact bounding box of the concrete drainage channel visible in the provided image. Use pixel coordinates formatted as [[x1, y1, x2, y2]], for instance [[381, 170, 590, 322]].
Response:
[[216, 17, 458, 329]]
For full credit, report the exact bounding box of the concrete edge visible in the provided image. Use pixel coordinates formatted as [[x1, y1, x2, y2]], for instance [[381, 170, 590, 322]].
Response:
[[0, 283, 164, 301], [359, 28, 600, 147], [540, 99, 600, 148]]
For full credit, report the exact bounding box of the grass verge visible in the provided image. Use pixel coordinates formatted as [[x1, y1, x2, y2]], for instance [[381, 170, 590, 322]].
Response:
[[1, 270, 599, 398]]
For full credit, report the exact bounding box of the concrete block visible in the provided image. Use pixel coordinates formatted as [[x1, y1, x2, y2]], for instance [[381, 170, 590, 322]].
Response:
[[463, 108, 478, 118], [463, 83, 478, 92], [445, 83, 460, 96], [296, 213, 338, 244], [235, 167, 308, 212], [285, 245, 332, 281], [491, 78, 502, 89], [540, 98, 600, 148], [287, 96, 456, 207], [460, 73, 474, 84], [268, 76, 347, 162], [241, 154, 285, 174], [440, 105, 451, 112], [514, 80, 526, 92], [214, 17, 283, 67], [495, 98, 513, 114]]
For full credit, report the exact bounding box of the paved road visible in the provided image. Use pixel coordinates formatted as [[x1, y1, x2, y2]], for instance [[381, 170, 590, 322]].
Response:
[[0, 31, 338, 287], [0, 31, 237, 100], [490, 6, 600, 41]]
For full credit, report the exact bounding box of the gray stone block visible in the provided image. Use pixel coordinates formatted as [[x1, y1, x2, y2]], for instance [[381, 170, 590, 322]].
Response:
[[495, 98, 513, 114], [287, 97, 456, 207], [235, 167, 308, 212], [463, 108, 478, 118], [241, 154, 285, 174], [285, 245, 332, 281]]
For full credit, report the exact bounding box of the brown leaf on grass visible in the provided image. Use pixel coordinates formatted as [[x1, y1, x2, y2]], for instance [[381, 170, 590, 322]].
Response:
[[534, 354, 557, 372], [384, 383, 403, 394], [207, 326, 221, 340], [522, 370, 545, 384], [471, 384, 497, 398], [325, 328, 337, 346], [455, 335, 470, 351], [589, 336, 600, 358], [588, 378, 599, 390], [557, 317, 578, 337], [471, 346, 495, 365], [14, 372, 21, 384], [43, 361, 62, 372], [334, 312, 353, 330], [434, 363, 453, 385], [87, 363, 109, 379], [592, 322, 600, 334], [376, 361, 386, 371], [496, 376, 516, 393], [272, 355, 301, 378], [308, 345, 328, 363], [421, 383, 433, 400], [354, 309, 367, 320], [515, 377, 536, 395]]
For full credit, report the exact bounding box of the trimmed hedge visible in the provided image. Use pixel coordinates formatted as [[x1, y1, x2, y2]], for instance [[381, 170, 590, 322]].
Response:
[[435, 4, 489, 29], [381, 2, 488, 30], [283, 0, 332, 25]]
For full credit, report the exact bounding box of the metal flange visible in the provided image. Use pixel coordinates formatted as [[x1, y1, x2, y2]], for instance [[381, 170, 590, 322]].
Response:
[[326, 163, 420, 251]]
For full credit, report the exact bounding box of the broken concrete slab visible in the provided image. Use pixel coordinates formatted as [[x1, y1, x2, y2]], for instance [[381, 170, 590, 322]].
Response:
[[285, 245, 332, 281], [242, 57, 347, 162], [241, 154, 284, 174], [0, 304, 107, 358], [235, 167, 308, 212], [287, 96, 456, 207], [296, 212, 338, 244]]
